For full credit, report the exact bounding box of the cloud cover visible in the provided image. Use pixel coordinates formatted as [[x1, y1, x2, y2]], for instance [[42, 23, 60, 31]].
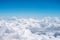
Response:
[[0, 17, 60, 40]]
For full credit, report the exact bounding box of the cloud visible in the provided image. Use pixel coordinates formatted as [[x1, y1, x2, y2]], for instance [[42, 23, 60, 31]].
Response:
[[0, 17, 60, 40]]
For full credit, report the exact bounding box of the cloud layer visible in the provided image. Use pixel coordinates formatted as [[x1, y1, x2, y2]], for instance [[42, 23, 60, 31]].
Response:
[[0, 17, 60, 40]]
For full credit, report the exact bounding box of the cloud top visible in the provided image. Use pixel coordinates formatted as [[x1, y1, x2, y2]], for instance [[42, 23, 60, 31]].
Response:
[[0, 17, 60, 40]]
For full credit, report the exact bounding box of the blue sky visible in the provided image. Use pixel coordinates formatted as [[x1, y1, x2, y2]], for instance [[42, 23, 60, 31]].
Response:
[[0, 0, 60, 17]]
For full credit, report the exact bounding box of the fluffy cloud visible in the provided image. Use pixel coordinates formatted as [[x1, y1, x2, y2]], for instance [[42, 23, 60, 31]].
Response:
[[0, 17, 60, 40]]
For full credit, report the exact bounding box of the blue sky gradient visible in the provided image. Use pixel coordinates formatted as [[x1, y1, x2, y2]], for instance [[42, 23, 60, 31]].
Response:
[[0, 0, 60, 17]]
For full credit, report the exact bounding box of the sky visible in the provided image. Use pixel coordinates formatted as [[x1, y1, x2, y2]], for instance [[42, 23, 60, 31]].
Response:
[[0, 0, 60, 17]]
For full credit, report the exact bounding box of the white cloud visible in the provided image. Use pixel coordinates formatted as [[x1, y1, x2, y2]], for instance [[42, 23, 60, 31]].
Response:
[[0, 17, 60, 40]]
